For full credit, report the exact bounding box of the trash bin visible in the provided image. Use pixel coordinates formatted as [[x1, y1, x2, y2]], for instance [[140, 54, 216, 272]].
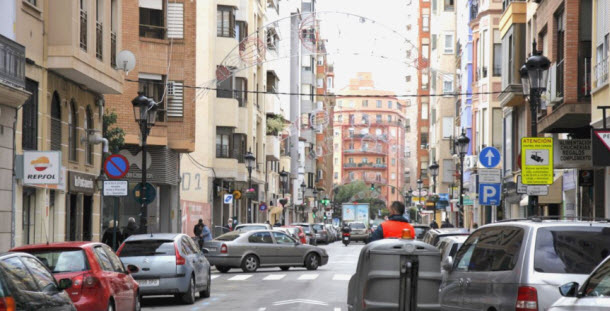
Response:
[[347, 238, 442, 310]]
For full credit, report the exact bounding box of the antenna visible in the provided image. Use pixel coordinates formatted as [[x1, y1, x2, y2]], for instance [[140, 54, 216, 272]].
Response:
[[116, 50, 136, 75]]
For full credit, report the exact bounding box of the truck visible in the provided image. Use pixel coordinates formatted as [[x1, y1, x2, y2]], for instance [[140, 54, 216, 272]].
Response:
[[342, 203, 370, 229]]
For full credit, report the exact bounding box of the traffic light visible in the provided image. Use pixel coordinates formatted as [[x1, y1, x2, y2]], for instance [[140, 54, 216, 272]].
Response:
[[370, 184, 375, 191], [323, 214, 327, 220]]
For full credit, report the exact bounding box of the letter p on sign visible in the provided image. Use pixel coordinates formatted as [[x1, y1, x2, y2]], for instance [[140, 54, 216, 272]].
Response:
[[479, 183, 501, 206]]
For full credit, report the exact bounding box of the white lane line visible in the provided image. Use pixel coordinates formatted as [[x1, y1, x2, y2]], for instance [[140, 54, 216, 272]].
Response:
[[258, 308, 266, 311], [297, 274, 319, 280], [334, 308, 341, 311], [263, 274, 286, 280], [228, 274, 252, 281], [210, 275, 220, 280], [332, 274, 352, 281]]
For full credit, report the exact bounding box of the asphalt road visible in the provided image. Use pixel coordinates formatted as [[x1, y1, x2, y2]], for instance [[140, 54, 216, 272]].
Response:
[[141, 240, 364, 311]]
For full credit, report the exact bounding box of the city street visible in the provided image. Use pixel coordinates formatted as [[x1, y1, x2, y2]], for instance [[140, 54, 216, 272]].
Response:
[[141, 241, 364, 311]]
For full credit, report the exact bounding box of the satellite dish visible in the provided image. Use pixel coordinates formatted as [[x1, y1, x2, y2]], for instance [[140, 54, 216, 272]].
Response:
[[116, 50, 136, 74]]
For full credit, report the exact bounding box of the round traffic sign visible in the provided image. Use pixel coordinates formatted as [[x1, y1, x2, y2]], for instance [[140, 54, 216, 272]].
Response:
[[104, 154, 130, 179], [133, 182, 156, 205], [479, 146, 501, 168], [259, 203, 268, 211]]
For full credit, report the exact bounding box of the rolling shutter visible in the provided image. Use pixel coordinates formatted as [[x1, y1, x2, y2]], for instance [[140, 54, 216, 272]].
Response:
[[167, 81, 183, 117], [167, 2, 184, 39]]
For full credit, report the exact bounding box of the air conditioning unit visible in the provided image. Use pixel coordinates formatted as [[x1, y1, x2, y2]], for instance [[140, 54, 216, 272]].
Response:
[[464, 155, 477, 169]]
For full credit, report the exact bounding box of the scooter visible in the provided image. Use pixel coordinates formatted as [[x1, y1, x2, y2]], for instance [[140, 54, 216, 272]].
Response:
[[342, 232, 351, 246]]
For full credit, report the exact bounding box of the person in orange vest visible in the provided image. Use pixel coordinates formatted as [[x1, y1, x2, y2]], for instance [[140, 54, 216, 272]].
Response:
[[370, 201, 416, 241]]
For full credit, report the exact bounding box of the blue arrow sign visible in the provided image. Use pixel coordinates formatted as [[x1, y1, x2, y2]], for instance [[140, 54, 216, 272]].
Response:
[[479, 183, 501, 205], [479, 146, 501, 168]]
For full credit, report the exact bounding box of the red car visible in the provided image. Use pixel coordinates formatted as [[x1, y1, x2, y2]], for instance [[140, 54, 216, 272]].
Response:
[[281, 226, 308, 244], [11, 242, 141, 311]]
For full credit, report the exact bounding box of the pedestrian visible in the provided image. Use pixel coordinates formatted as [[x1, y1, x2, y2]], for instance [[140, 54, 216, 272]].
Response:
[[472, 223, 479, 230], [370, 201, 416, 242], [122, 217, 138, 239], [102, 220, 122, 249], [227, 218, 233, 231], [194, 219, 205, 247], [441, 218, 454, 228], [430, 219, 439, 229], [201, 222, 212, 245]]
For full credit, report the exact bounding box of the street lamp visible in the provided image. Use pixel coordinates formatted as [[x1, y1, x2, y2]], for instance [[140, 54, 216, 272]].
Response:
[[456, 130, 470, 228], [244, 150, 256, 223], [131, 93, 158, 234], [429, 161, 439, 221], [300, 181, 307, 221], [520, 41, 551, 217], [279, 168, 289, 225], [312, 188, 319, 222]]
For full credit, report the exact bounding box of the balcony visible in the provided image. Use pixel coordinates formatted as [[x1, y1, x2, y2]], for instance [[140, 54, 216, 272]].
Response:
[[47, 1, 122, 94], [265, 92, 281, 115], [343, 146, 387, 155], [342, 174, 387, 185], [216, 98, 240, 128], [343, 163, 388, 170], [343, 133, 389, 141], [266, 135, 281, 161], [0, 34, 26, 89], [595, 56, 609, 88]]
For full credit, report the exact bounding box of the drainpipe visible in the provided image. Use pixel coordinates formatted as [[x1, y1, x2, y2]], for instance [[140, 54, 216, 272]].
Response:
[[11, 103, 25, 248]]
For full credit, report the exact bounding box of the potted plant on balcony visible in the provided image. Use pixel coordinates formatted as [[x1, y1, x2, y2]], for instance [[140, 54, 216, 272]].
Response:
[[266, 114, 286, 136], [245, 188, 257, 199]]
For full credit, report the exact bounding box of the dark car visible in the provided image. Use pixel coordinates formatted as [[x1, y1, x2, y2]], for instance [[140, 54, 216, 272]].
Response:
[[0, 252, 75, 311], [413, 225, 431, 240]]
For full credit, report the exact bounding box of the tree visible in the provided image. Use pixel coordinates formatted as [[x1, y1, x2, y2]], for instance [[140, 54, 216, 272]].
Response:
[[333, 181, 368, 204], [103, 110, 125, 154]]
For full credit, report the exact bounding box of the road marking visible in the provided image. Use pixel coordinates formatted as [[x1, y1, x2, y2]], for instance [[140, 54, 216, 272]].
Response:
[[297, 274, 319, 280], [258, 308, 266, 311], [263, 274, 286, 280], [210, 275, 220, 280], [334, 308, 341, 311], [332, 274, 351, 281], [228, 274, 252, 281], [272, 299, 328, 306]]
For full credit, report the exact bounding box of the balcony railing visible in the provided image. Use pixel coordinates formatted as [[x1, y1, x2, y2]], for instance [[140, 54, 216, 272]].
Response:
[[502, 0, 526, 12], [470, 1, 479, 20], [0, 34, 26, 89], [111, 31, 117, 68], [96, 22, 103, 60], [343, 163, 388, 169], [595, 57, 609, 87], [344, 146, 387, 154], [140, 24, 166, 40], [80, 10, 87, 50]]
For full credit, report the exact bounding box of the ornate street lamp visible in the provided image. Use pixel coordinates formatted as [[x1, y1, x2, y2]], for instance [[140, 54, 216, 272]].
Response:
[[312, 188, 319, 221], [244, 150, 256, 223], [456, 130, 470, 228], [279, 168, 289, 225], [131, 93, 158, 234], [300, 181, 307, 221], [429, 161, 439, 221]]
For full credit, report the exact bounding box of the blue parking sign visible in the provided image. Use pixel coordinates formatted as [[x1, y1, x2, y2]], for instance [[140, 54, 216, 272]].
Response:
[[479, 183, 501, 206]]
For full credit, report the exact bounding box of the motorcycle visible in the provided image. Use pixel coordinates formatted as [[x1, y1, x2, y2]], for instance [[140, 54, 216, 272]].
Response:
[[342, 232, 351, 246]]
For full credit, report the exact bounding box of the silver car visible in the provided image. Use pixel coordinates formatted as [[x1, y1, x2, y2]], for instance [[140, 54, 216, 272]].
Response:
[[439, 220, 610, 310], [205, 230, 329, 273], [549, 255, 610, 309], [118, 233, 211, 304], [234, 223, 273, 232]]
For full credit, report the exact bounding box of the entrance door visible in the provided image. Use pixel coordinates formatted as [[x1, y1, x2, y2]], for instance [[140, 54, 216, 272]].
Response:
[[67, 194, 78, 241], [22, 188, 36, 244], [83, 195, 92, 241]]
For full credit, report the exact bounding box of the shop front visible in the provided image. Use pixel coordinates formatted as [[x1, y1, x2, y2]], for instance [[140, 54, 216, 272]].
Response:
[[66, 171, 96, 241]]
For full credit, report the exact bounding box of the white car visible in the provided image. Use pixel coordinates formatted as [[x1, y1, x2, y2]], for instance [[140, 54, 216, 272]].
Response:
[[549, 256, 610, 310], [234, 223, 273, 232]]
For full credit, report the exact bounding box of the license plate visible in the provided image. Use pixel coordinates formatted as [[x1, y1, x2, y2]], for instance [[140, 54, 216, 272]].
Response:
[[343, 237, 349, 240], [209, 248, 217, 252], [138, 279, 159, 287]]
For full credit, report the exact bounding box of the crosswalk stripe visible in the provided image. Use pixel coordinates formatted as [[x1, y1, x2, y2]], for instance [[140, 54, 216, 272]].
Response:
[[211, 275, 220, 280], [263, 274, 286, 280], [228, 274, 252, 281], [297, 274, 319, 280], [332, 274, 351, 281]]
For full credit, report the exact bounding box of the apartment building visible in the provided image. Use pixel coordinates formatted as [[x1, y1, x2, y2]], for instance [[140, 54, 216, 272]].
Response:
[[12, 0, 123, 248], [333, 73, 407, 207], [404, 0, 419, 195], [105, 0, 194, 234], [416, 0, 432, 197]]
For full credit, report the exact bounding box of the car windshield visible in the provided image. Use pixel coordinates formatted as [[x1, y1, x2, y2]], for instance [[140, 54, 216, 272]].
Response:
[[237, 225, 267, 232], [583, 259, 610, 297], [119, 240, 175, 257], [534, 226, 610, 274], [27, 249, 89, 273], [295, 225, 311, 233], [313, 224, 324, 231], [215, 232, 241, 241], [414, 227, 428, 239], [350, 223, 365, 229]]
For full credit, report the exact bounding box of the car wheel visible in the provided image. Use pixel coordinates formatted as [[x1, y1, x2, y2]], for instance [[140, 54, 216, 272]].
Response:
[[200, 271, 211, 298], [180, 276, 196, 304], [133, 292, 141, 311], [216, 265, 231, 273], [305, 253, 320, 270], [241, 255, 259, 273], [280, 266, 290, 271]]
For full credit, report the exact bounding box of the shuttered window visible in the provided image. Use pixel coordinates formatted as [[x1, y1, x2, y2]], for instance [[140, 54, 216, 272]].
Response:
[[167, 81, 184, 118], [85, 106, 94, 164], [22, 79, 38, 150], [167, 2, 183, 39], [69, 101, 78, 162], [51, 92, 62, 151]]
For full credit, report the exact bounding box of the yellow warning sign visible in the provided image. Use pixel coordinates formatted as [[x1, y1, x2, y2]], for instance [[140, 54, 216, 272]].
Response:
[[521, 137, 553, 185]]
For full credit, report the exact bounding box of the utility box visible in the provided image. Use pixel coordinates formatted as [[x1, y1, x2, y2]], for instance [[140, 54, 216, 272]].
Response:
[[347, 239, 442, 310]]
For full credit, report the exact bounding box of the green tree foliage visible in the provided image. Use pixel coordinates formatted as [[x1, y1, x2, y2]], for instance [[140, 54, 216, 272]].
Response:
[[266, 114, 287, 136], [333, 182, 389, 220], [103, 110, 125, 154]]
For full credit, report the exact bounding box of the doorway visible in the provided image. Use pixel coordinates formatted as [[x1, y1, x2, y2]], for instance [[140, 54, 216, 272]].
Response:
[[83, 195, 92, 241], [67, 194, 78, 241]]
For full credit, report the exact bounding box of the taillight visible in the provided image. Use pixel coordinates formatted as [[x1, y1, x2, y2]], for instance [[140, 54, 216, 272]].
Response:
[[116, 243, 125, 256], [174, 243, 186, 265], [220, 243, 228, 254], [83, 275, 99, 288], [516, 286, 538, 311], [0, 296, 16, 311]]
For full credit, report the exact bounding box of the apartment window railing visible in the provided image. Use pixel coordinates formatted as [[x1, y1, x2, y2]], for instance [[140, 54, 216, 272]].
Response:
[[595, 56, 609, 87], [111, 31, 117, 67], [502, 0, 526, 12], [0, 34, 26, 89], [556, 59, 564, 98], [581, 56, 592, 97], [470, 2, 479, 20], [216, 144, 230, 158], [80, 9, 87, 50], [96, 22, 103, 60], [140, 24, 166, 40]]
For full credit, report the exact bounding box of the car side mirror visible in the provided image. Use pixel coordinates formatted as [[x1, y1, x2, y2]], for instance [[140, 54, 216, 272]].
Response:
[[559, 282, 579, 297], [127, 264, 139, 274], [57, 278, 72, 291], [442, 256, 454, 271], [201, 248, 210, 255]]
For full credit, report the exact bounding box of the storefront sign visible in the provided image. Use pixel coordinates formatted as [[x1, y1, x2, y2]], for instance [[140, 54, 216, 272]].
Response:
[[68, 171, 96, 194], [23, 151, 61, 184], [554, 139, 591, 169], [521, 137, 553, 185]]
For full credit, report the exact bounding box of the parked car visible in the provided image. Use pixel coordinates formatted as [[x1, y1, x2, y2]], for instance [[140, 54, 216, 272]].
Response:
[[549, 255, 610, 310], [436, 235, 467, 278], [234, 223, 273, 232], [205, 230, 329, 273], [313, 223, 330, 244], [413, 224, 431, 240], [422, 227, 469, 247], [117, 233, 211, 304], [439, 220, 610, 311], [277, 226, 308, 244], [0, 252, 75, 311], [11, 242, 141, 311], [324, 224, 337, 242], [348, 222, 369, 243], [292, 223, 318, 245]]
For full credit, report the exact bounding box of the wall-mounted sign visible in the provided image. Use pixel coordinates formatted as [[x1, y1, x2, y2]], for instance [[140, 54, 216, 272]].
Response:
[[103, 180, 128, 196], [554, 139, 591, 169], [521, 137, 553, 185], [68, 171, 96, 195], [23, 151, 61, 185]]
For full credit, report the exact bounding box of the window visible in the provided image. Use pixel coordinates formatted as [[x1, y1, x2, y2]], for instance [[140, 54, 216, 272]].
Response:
[[334, 172, 338, 179], [556, 10, 565, 97], [422, 44, 430, 59], [216, 127, 233, 158], [376, 115, 382, 123], [349, 114, 355, 124], [80, 0, 88, 50], [21, 257, 56, 291], [454, 227, 523, 272], [493, 30, 501, 76], [421, 132, 428, 145], [388, 101, 393, 109], [272, 232, 295, 244], [376, 100, 382, 108], [317, 78, 323, 88], [0, 257, 38, 291], [423, 14, 429, 32], [22, 79, 38, 151], [442, 117, 453, 139], [362, 100, 368, 107], [482, 30, 488, 78], [26, 0, 37, 5], [392, 158, 396, 165], [362, 114, 369, 124], [167, 81, 184, 117], [583, 260, 610, 297], [391, 173, 396, 180], [444, 33, 454, 54], [217, 6, 235, 37], [167, 2, 184, 39], [362, 158, 368, 163], [317, 56, 323, 66], [443, 77, 453, 93], [235, 77, 247, 107], [50, 92, 61, 151], [139, 75, 166, 122], [118, 240, 175, 257], [349, 158, 354, 163], [405, 118, 411, 132], [96, 0, 103, 60], [236, 21, 247, 44], [139, 1, 165, 39], [69, 101, 78, 161], [93, 246, 114, 271], [422, 103, 429, 120], [444, 0, 454, 11], [387, 115, 392, 122], [85, 106, 93, 164]]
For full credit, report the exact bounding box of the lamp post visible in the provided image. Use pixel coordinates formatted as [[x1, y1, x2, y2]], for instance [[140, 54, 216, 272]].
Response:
[[131, 93, 158, 234], [244, 150, 256, 223], [300, 181, 307, 222], [456, 130, 470, 228], [279, 168, 289, 225], [520, 41, 551, 217], [312, 188, 319, 222], [429, 161, 439, 221], [416, 178, 423, 217]]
